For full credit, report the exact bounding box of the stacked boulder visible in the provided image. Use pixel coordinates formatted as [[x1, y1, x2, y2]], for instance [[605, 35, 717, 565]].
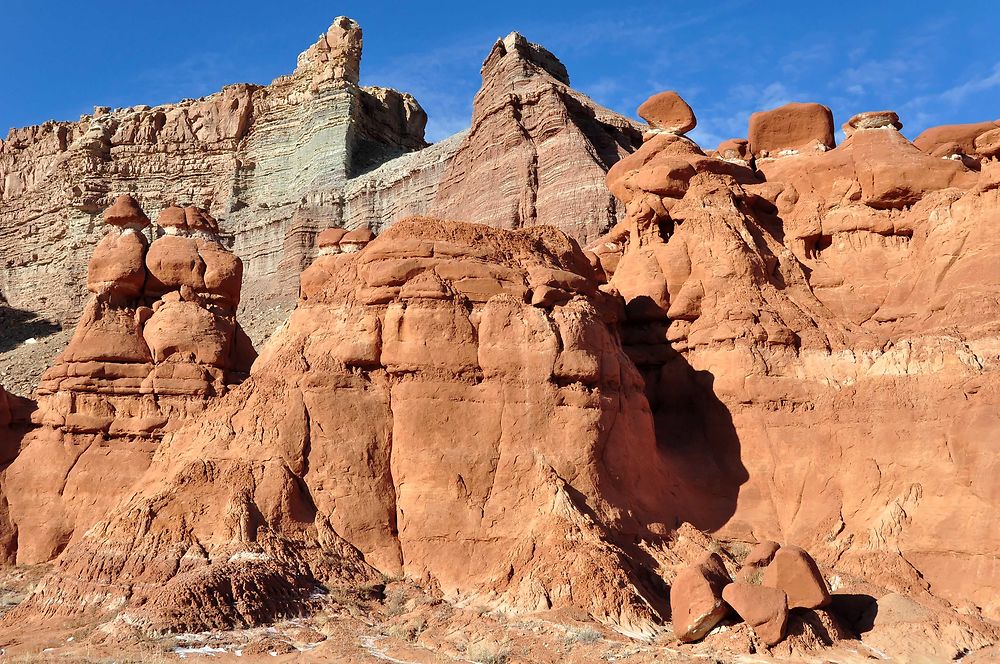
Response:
[[3, 194, 256, 565], [671, 542, 832, 647], [315, 226, 374, 256]]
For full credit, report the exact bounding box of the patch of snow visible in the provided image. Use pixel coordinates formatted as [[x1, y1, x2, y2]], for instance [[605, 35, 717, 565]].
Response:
[[173, 645, 228, 658]]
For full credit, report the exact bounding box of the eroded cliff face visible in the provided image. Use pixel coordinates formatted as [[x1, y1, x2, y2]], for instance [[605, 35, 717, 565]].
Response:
[[594, 101, 1000, 622], [0, 21, 640, 337], [5, 219, 685, 637], [427, 33, 642, 242]]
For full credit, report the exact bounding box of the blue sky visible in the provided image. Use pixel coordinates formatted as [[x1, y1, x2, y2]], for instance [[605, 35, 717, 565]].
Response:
[[2, 1, 998, 147]]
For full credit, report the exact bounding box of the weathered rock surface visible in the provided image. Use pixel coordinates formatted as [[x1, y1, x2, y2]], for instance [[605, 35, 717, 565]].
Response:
[[2, 196, 255, 564], [428, 32, 642, 243], [5, 218, 685, 637], [761, 545, 830, 610], [637, 91, 696, 136], [913, 119, 1000, 159], [748, 102, 835, 158], [722, 581, 788, 646]]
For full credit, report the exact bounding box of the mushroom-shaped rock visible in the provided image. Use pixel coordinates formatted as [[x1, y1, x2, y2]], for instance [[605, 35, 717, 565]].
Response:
[[103, 194, 150, 229], [716, 138, 751, 165], [156, 206, 219, 234], [762, 545, 831, 609], [670, 552, 732, 643], [341, 227, 375, 253], [722, 582, 789, 647], [748, 102, 835, 158], [637, 91, 696, 135], [843, 110, 902, 139], [317, 227, 347, 255]]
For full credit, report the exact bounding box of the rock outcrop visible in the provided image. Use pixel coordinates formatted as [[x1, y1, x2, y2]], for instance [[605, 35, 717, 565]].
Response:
[[0, 20, 640, 340], [591, 95, 1000, 624], [2, 196, 255, 564], [5, 218, 686, 637], [0, 17, 424, 326], [913, 119, 1000, 160], [425, 32, 642, 242]]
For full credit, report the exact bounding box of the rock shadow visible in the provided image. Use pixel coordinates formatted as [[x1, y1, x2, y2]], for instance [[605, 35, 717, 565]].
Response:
[[0, 300, 61, 353], [641, 344, 749, 533]]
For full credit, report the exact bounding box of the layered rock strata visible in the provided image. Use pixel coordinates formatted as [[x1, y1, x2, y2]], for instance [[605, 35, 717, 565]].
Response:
[[0, 21, 640, 333], [2, 196, 256, 564], [428, 33, 642, 242], [0, 17, 426, 324]]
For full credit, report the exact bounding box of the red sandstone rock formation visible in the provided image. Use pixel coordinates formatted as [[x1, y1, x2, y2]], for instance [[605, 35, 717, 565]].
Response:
[[748, 102, 835, 159], [589, 94, 1000, 628], [669, 552, 732, 642], [5, 218, 688, 637], [2, 195, 255, 564], [722, 582, 788, 646]]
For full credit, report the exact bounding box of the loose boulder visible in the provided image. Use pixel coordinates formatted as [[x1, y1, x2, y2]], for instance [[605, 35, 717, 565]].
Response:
[[762, 545, 831, 610], [637, 91, 696, 135], [670, 552, 732, 642], [722, 581, 789, 647], [748, 102, 835, 158], [735, 539, 779, 584]]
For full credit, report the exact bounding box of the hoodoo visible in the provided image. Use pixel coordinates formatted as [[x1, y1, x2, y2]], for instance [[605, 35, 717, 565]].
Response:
[[3, 195, 255, 564]]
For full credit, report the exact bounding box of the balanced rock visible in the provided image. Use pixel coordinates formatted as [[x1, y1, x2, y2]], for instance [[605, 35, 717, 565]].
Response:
[[102, 193, 150, 229], [637, 91, 696, 135], [155, 205, 220, 234], [722, 581, 789, 646], [762, 545, 831, 610], [748, 102, 835, 158], [317, 227, 347, 255], [340, 227, 375, 253], [842, 110, 902, 138], [670, 552, 732, 642]]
